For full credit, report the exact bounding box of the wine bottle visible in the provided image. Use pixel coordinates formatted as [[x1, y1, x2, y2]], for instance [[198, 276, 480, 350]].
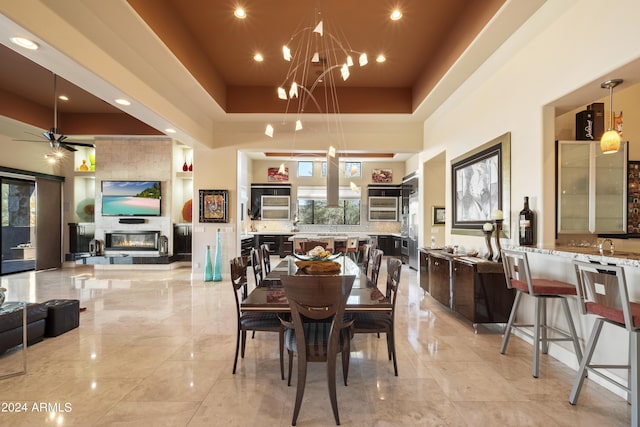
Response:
[[519, 196, 535, 246]]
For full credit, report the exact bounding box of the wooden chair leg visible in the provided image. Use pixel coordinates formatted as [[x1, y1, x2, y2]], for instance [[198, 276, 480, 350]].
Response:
[[327, 350, 340, 425], [287, 350, 294, 386], [241, 330, 247, 358], [292, 352, 308, 426], [279, 330, 285, 380], [233, 328, 241, 374]]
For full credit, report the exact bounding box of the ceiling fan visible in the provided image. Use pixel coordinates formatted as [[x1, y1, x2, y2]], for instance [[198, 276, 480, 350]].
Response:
[[16, 72, 95, 153]]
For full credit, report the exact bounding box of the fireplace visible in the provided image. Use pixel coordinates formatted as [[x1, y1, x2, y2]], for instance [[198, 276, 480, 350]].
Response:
[[104, 231, 160, 251]]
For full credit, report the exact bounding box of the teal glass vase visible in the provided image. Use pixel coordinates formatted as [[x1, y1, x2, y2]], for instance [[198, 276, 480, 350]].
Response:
[[213, 229, 223, 281], [204, 245, 213, 282]]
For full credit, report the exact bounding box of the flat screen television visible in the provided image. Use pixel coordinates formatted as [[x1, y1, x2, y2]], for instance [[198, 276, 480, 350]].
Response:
[[101, 180, 161, 216]]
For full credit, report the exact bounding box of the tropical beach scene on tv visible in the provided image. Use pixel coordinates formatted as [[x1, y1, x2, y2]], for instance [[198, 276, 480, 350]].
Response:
[[101, 180, 161, 216]]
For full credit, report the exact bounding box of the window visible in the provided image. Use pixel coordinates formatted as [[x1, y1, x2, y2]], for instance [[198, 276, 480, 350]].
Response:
[[296, 186, 361, 225], [297, 199, 360, 225], [297, 161, 313, 177], [345, 162, 361, 177], [321, 161, 327, 177]]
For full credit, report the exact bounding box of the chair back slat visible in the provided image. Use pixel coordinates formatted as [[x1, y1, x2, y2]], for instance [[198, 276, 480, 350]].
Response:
[[280, 275, 355, 357], [250, 248, 263, 286], [501, 249, 534, 294], [230, 256, 250, 309], [573, 260, 635, 331], [370, 249, 384, 285], [260, 243, 271, 274], [386, 257, 402, 305]]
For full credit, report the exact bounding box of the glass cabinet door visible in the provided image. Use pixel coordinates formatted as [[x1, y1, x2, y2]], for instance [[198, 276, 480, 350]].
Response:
[[595, 142, 627, 233], [557, 140, 628, 235], [557, 142, 590, 233]]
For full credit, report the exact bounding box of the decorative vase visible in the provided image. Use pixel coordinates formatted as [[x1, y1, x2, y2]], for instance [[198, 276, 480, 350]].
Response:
[[213, 229, 222, 281], [0, 287, 5, 307], [204, 245, 213, 281], [494, 219, 503, 262], [79, 159, 89, 171], [188, 163, 193, 172], [183, 160, 189, 172]]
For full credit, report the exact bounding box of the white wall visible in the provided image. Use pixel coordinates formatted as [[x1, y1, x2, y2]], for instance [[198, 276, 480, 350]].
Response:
[[422, 0, 640, 253]]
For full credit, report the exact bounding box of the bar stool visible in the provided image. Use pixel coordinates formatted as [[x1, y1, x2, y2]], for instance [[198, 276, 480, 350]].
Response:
[[570, 260, 640, 425], [336, 237, 359, 262], [500, 249, 583, 378]]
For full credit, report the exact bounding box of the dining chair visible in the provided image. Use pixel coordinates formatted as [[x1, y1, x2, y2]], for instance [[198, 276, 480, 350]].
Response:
[[230, 256, 284, 379], [260, 243, 271, 274], [500, 248, 583, 378], [361, 243, 374, 274], [353, 257, 402, 376], [570, 260, 640, 425], [369, 248, 384, 286], [279, 274, 356, 426], [250, 248, 263, 287]]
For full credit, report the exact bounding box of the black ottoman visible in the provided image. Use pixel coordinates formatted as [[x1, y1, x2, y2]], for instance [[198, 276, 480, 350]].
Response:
[[43, 299, 80, 337]]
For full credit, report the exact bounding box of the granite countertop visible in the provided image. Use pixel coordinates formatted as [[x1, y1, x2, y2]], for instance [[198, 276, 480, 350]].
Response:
[[509, 245, 640, 268]]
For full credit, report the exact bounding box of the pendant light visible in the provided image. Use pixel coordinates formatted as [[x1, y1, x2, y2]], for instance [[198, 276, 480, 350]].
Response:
[[600, 79, 623, 154]]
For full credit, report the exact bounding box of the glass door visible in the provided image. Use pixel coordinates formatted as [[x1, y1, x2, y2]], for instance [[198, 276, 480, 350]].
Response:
[[1, 177, 36, 275]]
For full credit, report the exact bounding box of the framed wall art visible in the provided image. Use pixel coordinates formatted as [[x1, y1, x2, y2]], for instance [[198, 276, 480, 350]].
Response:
[[451, 132, 511, 236], [432, 206, 446, 225], [199, 189, 228, 223], [372, 168, 392, 183], [268, 167, 289, 182]]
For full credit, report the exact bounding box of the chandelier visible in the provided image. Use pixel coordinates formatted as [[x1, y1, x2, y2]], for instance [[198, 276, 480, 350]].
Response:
[[265, 12, 368, 204]]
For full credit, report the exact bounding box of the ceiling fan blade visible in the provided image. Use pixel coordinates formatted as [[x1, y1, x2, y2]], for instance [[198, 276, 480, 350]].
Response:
[[64, 141, 96, 148], [43, 131, 54, 141], [57, 134, 67, 143], [13, 139, 46, 143], [59, 143, 78, 152]]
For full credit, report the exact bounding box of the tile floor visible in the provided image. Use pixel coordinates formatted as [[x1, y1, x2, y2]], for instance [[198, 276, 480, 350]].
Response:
[[0, 258, 631, 426]]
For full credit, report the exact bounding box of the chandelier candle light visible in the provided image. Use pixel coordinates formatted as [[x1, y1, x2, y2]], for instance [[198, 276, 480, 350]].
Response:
[[264, 11, 369, 199]]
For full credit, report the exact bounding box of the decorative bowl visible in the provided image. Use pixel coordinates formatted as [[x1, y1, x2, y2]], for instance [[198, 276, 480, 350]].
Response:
[[293, 252, 341, 261]]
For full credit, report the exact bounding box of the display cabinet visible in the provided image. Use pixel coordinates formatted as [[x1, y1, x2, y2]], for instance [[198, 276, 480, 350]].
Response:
[[557, 140, 628, 234], [368, 196, 398, 221]]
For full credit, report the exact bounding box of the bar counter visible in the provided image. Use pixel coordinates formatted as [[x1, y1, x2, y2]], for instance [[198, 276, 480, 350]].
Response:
[[506, 244, 640, 400]]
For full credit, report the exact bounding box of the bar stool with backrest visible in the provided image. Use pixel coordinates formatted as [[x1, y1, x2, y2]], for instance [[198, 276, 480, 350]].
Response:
[[293, 237, 307, 254], [500, 248, 583, 378], [570, 260, 640, 425], [336, 237, 359, 262], [260, 243, 271, 275]]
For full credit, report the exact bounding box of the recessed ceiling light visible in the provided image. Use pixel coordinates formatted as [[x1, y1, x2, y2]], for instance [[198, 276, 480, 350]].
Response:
[[115, 98, 131, 106], [165, 128, 176, 134], [376, 54, 386, 63], [390, 9, 402, 21], [254, 53, 264, 62], [58, 95, 69, 101], [234, 7, 246, 19], [10, 36, 39, 50]]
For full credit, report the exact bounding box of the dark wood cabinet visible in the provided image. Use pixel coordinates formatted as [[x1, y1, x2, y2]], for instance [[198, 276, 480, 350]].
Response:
[[173, 224, 192, 255], [376, 235, 395, 256], [254, 234, 293, 258], [452, 258, 514, 324], [428, 252, 515, 325], [250, 184, 291, 220], [367, 184, 401, 197], [428, 252, 451, 307]]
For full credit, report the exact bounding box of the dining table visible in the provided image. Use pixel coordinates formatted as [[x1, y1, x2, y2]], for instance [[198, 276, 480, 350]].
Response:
[[241, 255, 391, 313]]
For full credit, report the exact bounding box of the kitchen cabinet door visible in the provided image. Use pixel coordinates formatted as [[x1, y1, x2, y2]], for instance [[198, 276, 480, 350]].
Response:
[[557, 140, 627, 234], [428, 253, 450, 308]]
